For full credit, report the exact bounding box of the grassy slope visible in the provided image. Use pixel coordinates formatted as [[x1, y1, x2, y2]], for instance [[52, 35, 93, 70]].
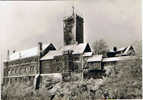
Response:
[[2, 59, 142, 100]]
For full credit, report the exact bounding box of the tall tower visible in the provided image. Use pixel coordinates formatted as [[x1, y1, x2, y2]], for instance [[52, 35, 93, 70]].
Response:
[[63, 8, 84, 45]]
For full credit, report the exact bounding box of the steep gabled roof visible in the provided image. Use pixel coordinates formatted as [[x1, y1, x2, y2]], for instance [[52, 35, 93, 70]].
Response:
[[40, 43, 92, 61], [8, 43, 55, 61], [122, 45, 134, 55], [60, 43, 91, 54], [108, 45, 135, 56], [40, 50, 63, 60]]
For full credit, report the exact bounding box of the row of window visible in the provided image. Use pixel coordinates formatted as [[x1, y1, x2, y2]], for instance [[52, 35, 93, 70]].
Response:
[[87, 62, 101, 70], [6, 57, 38, 66], [6, 66, 37, 76], [3, 76, 35, 85], [7, 61, 38, 68], [41, 62, 63, 73]]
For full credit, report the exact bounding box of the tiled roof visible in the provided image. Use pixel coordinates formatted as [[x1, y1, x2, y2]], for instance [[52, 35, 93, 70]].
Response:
[[117, 47, 126, 51], [40, 50, 63, 60], [109, 45, 134, 56], [87, 55, 103, 62], [60, 43, 89, 54], [122, 45, 132, 55], [109, 47, 126, 52], [103, 56, 137, 62], [9, 43, 53, 61], [83, 52, 93, 57], [41, 43, 92, 60]]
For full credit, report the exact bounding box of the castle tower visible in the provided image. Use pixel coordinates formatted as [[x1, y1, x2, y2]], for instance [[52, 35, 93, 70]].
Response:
[[63, 8, 84, 45]]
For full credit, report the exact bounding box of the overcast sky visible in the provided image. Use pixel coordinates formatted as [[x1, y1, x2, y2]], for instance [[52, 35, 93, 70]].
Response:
[[0, 0, 141, 61]]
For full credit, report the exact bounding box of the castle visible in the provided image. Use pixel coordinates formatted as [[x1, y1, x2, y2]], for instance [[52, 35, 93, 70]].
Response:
[[2, 10, 136, 86]]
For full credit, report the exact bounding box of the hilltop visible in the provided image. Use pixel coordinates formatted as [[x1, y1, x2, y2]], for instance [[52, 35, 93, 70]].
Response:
[[2, 57, 142, 100]]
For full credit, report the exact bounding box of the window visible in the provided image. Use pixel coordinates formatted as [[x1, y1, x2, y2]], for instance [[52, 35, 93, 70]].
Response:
[[57, 66, 60, 72]]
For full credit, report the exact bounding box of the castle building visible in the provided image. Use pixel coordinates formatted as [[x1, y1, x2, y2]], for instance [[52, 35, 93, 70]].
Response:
[[2, 10, 90, 85], [2, 9, 136, 85], [107, 45, 135, 57], [40, 43, 92, 73], [63, 10, 84, 45], [3, 43, 56, 85], [40, 11, 92, 74]]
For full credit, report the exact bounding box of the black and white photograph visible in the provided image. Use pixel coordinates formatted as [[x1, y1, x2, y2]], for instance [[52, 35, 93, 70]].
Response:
[[0, 0, 142, 100]]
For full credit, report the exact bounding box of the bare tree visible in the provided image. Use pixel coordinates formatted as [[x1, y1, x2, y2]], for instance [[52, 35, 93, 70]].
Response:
[[133, 40, 142, 57], [92, 39, 109, 56]]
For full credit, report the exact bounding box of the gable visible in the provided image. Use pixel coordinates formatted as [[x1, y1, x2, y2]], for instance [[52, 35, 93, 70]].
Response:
[[83, 43, 92, 53], [71, 43, 91, 54], [41, 43, 92, 61], [60, 43, 90, 54], [122, 46, 135, 56], [107, 45, 136, 57], [41, 43, 56, 57]]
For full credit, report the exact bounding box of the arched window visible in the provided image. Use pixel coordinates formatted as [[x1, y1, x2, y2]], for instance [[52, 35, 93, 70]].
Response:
[[9, 78, 12, 84], [7, 78, 9, 84], [30, 66, 32, 73], [15, 78, 17, 82], [10, 68, 13, 75], [28, 76, 31, 81], [15, 68, 17, 75]]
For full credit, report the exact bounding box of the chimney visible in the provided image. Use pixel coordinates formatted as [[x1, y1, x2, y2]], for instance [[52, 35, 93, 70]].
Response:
[[38, 42, 42, 57], [113, 47, 117, 52], [6, 50, 10, 61], [13, 50, 16, 53]]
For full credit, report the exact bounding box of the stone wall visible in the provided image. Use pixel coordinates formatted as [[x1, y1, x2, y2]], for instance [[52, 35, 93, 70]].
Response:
[[87, 62, 102, 70], [76, 15, 84, 44], [2, 75, 35, 88], [41, 54, 82, 74], [4, 56, 39, 77], [41, 56, 64, 74], [64, 16, 75, 45]]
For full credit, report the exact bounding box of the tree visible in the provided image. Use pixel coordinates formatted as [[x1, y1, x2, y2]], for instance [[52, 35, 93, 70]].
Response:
[[101, 59, 142, 99], [132, 40, 142, 57], [92, 39, 109, 56]]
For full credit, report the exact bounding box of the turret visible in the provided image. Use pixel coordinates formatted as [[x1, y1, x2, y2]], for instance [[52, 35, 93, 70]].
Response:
[[63, 8, 84, 45]]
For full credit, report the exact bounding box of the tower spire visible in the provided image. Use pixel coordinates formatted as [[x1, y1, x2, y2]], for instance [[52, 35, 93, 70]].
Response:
[[72, 6, 75, 16]]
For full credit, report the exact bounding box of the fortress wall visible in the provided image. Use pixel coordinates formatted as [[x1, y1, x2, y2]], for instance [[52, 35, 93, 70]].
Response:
[[3, 56, 39, 78], [3, 75, 35, 86], [41, 56, 65, 74]]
